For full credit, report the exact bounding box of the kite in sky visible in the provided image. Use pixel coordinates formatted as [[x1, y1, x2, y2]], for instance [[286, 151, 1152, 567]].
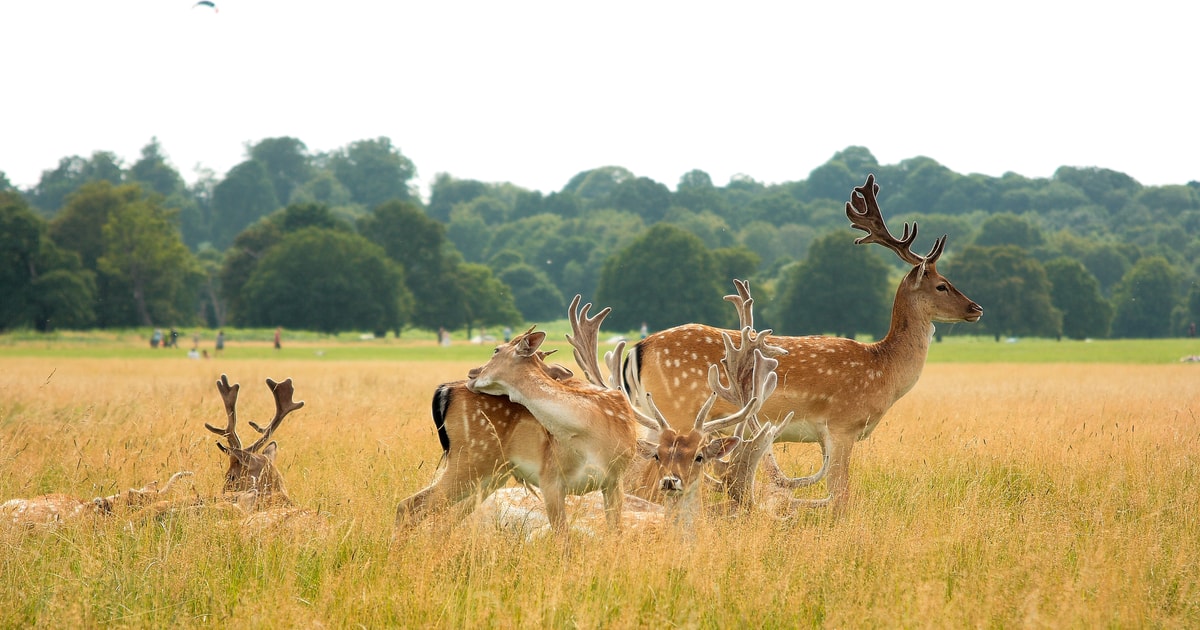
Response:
[[192, 1, 218, 12]]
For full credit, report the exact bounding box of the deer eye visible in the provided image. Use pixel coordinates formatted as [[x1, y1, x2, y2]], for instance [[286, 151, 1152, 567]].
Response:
[[653, 453, 660, 461], [936, 284, 948, 292], [694, 455, 704, 463]]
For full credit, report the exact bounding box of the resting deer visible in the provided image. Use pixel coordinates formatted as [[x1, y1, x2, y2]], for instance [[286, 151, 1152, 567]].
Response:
[[133, 375, 314, 531], [627, 174, 983, 509], [2, 471, 193, 528]]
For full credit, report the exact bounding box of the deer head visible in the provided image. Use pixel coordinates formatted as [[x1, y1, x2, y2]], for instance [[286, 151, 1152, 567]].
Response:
[[846, 173, 982, 324], [204, 374, 304, 506]]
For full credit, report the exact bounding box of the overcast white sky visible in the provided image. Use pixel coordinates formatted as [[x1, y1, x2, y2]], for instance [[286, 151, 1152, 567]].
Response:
[[2, 1, 1195, 199]]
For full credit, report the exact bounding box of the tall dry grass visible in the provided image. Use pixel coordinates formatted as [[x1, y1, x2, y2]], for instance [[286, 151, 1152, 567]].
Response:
[[0, 357, 1197, 627]]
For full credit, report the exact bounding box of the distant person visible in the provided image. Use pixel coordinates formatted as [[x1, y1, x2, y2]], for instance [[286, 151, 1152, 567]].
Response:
[[438, 327, 450, 347], [1190, 322, 1196, 338], [151, 328, 163, 348], [503, 326, 512, 342], [187, 348, 200, 360], [274, 327, 282, 350], [640, 322, 649, 339], [215, 330, 225, 355], [192, 331, 200, 350], [169, 328, 179, 348]]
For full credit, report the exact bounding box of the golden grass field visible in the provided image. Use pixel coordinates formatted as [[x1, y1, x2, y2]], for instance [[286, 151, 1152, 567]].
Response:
[[1, 353, 1197, 627]]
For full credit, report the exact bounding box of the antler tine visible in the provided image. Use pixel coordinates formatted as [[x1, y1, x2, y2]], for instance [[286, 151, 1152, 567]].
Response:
[[604, 340, 626, 391], [633, 392, 670, 432], [566, 294, 612, 388], [845, 173, 925, 266], [724, 279, 755, 330], [245, 378, 305, 453], [204, 374, 243, 449], [925, 234, 948, 265]]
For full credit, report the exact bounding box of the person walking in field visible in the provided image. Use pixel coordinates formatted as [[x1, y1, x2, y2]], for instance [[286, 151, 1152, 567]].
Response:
[[274, 327, 282, 351], [215, 330, 225, 355]]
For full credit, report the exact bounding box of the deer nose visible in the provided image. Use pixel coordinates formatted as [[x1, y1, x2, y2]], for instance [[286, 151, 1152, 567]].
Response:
[[967, 303, 983, 321], [659, 476, 683, 493]]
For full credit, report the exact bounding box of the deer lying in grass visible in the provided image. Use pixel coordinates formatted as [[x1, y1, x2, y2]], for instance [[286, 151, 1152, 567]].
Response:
[[627, 174, 983, 510], [134, 375, 319, 533], [2, 471, 193, 528]]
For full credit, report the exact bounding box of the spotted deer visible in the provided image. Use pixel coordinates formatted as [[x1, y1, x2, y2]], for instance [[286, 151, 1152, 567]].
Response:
[[2, 471, 193, 528], [396, 296, 761, 536], [399, 297, 675, 535], [627, 174, 983, 509]]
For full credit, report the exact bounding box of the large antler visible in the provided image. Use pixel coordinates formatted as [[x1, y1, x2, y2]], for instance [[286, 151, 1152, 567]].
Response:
[[845, 173, 945, 266], [566, 294, 612, 388], [205, 374, 243, 449], [245, 378, 305, 453]]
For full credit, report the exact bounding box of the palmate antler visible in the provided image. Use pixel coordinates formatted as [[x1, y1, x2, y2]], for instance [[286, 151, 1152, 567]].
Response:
[[846, 173, 945, 266]]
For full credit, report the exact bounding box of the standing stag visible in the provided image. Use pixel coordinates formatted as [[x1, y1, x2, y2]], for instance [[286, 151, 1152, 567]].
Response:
[[626, 174, 982, 509]]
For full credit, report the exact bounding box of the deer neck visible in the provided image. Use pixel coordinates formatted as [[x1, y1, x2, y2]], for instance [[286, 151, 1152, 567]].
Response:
[[871, 282, 935, 390]]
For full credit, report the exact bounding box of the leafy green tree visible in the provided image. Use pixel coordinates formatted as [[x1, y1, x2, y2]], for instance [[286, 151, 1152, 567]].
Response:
[[128, 138, 185, 199], [772, 232, 890, 339], [358, 200, 467, 332], [1043, 257, 1111, 339], [946, 245, 1060, 340], [1079, 243, 1133, 295], [447, 206, 492, 263], [610, 176, 670, 222], [1110, 256, 1180, 338], [673, 170, 727, 218], [455, 263, 522, 338], [498, 263, 565, 322], [28, 151, 124, 216], [49, 181, 133, 269], [0, 191, 95, 331], [563, 166, 633, 206], [595, 224, 724, 331], [290, 170, 354, 208], [329, 137, 416, 207], [428, 174, 489, 222], [711, 247, 761, 290], [211, 160, 279, 249], [98, 190, 202, 326], [664, 208, 734, 249], [972, 212, 1045, 249], [240, 227, 412, 335], [805, 160, 857, 202], [248, 137, 314, 205], [1053, 166, 1140, 214]]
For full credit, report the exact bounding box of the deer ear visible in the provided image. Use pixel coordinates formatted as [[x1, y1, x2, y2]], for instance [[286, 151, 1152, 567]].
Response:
[[261, 442, 279, 461], [703, 436, 742, 460], [517, 331, 546, 356], [909, 261, 927, 290], [544, 363, 575, 382]]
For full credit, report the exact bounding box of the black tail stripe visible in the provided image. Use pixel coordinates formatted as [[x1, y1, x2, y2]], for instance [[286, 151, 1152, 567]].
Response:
[[432, 383, 452, 453]]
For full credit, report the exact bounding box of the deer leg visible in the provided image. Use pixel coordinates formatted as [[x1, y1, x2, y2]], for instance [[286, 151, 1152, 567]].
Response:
[[540, 477, 568, 536], [792, 435, 852, 510], [601, 481, 625, 531]]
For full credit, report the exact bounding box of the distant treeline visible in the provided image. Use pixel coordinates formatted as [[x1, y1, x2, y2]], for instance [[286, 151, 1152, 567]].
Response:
[[2, 139, 1198, 340]]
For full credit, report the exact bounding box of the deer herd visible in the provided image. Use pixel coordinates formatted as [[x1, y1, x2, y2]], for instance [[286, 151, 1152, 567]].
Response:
[[3, 174, 981, 541]]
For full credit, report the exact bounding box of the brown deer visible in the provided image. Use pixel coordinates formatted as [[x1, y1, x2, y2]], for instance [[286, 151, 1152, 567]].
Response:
[[627, 174, 983, 509], [395, 296, 758, 536], [133, 375, 315, 531], [2, 471, 193, 528]]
